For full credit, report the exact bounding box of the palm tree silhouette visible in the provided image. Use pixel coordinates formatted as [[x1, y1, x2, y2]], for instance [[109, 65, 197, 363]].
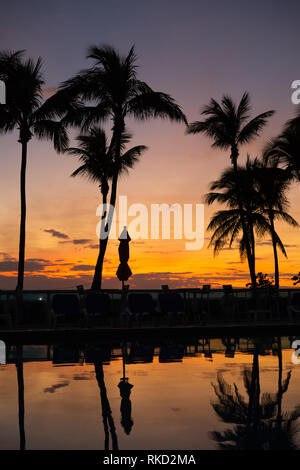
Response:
[[56, 44, 187, 289], [264, 110, 300, 181], [187, 93, 274, 287], [0, 51, 69, 290], [94, 360, 119, 450], [204, 159, 285, 276], [15, 345, 25, 450], [210, 341, 300, 449], [254, 161, 298, 288], [65, 127, 147, 288]]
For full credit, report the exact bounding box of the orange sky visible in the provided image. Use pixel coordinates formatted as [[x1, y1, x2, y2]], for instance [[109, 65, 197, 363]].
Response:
[[0, 118, 299, 290]]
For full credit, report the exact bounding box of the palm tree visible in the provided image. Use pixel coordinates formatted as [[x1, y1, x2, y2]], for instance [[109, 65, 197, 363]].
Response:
[[16, 345, 25, 451], [0, 51, 69, 290], [210, 341, 300, 449], [94, 360, 118, 450], [65, 127, 147, 289], [204, 160, 284, 282], [254, 162, 298, 288], [187, 93, 274, 286], [55, 44, 187, 289], [264, 110, 300, 181]]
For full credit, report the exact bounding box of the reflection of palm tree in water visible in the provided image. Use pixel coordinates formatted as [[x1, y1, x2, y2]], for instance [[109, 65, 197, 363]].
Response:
[[221, 337, 239, 358], [210, 339, 300, 449], [94, 361, 118, 450], [16, 345, 25, 451]]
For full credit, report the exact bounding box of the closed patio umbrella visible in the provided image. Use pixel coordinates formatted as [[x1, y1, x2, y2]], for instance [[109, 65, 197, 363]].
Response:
[[116, 226, 132, 289]]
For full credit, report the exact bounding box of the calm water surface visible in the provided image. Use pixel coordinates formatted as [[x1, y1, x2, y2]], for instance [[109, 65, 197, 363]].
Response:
[[0, 336, 300, 450]]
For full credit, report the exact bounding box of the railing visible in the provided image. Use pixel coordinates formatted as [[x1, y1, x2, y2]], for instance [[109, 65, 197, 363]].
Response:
[[1, 287, 300, 329], [3, 336, 296, 363]]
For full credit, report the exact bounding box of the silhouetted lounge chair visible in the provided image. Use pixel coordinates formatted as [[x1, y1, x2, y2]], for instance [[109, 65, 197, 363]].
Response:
[[0, 300, 12, 328], [288, 293, 300, 321], [222, 337, 238, 358], [126, 344, 154, 363], [51, 294, 84, 328], [221, 288, 236, 320], [52, 345, 80, 364], [84, 345, 111, 364], [84, 293, 111, 325], [127, 293, 156, 325], [159, 344, 185, 362], [158, 291, 184, 324]]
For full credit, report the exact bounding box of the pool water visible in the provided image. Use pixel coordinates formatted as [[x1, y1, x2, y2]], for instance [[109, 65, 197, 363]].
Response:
[[0, 337, 300, 450]]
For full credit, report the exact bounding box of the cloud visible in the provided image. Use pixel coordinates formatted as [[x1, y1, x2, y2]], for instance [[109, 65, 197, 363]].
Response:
[[59, 238, 96, 247], [44, 229, 70, 240], [0, 263, 295, 290], [73, 239, 93, 245], [0, 254, 50, 273], [70, 264, 95, 271], [44, 381, 69, 393]]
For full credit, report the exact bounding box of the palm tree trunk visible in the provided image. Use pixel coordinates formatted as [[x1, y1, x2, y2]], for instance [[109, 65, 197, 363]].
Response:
[[94, 361, 118, 450], [91, 240, 108, 290], [276, 337, 283, 429], [16, 345, 25, 451], [91, 116, 124, 290], [232, 153, 256, 287], [251, 220, 256, 280], [270, 213, 280, 289], [91, 175, 118, 290], [248, 210, 256, 277], [247, 348, 260, 430], [91, 187, 108, 290], [16, 141, 27, 291]]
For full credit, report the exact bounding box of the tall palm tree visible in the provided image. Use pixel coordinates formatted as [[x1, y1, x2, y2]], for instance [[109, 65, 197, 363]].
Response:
[[94, 360, 118, 450], [210, 341, 300, 449], [254, 162, 298, 288], [55, 45, 187, 289], [264, 110, 300, 181], [0, 51, 69, 290], [16, 345, 25, 451], [187, 93, 274, 286], [204, 160, 285, 282], [65, 127, 147, 289]]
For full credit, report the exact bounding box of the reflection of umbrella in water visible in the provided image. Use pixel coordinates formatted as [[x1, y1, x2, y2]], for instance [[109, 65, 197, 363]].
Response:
[[118, 346, 134, 435], [116, 226, 132, 289]]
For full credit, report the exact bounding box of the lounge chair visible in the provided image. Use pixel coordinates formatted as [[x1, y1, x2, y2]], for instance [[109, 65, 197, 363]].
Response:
[[84, 345, 111, 364], [84, 293, 111, 326], [158, 291, 185, 325], [0, 299, 12, 328], [52, 345, 80, 364], [51, 294, 85, 328], [159, 344, 185, 363], [127, 344, 154, 363], [288, 293, 300, 322], [222, 337, 239, 358], [221, 287, 236, 320], [127, 293, 156, 325]]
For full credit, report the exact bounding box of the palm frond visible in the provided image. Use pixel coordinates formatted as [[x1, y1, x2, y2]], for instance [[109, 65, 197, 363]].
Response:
[[238, 110, 275, 144]]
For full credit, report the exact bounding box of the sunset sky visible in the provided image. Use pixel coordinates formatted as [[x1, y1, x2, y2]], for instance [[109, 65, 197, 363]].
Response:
[[1, 0, 300, 289]]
